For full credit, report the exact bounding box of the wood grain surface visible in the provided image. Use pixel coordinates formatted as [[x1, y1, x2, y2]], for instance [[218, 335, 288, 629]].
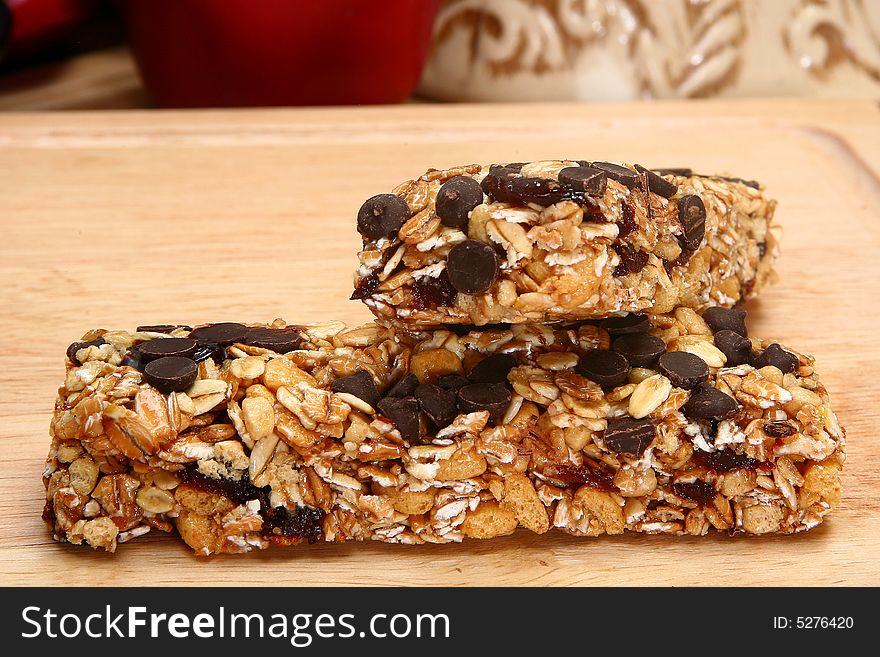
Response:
[[1, 99, 878, 586]]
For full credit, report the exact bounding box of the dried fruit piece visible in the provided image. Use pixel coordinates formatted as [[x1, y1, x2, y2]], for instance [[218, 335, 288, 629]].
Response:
[[491, 176, 566, 206], [674, 480, 716, 504], [66, 338, 106, 365]]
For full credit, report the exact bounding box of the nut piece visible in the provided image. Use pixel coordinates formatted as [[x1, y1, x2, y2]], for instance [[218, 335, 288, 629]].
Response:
[[410, 348, 463, 384], [242, 396, 275, 442], [461, 501, 518, 539], [668, 336, 727, 368], [628, 374, 672, 419], [136, 486, 175, 514], [263, 358, 315, 390]]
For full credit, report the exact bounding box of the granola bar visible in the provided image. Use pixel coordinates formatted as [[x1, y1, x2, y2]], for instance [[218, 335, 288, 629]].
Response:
[[43, 310, 843, 555], [352, 161, 779, 327]]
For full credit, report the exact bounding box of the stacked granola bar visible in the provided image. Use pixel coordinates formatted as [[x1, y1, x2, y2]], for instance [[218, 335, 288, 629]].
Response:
[[43, 161, 844, 554]]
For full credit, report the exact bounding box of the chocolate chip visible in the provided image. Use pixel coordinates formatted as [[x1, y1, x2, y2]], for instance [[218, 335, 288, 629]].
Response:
[[658, 351, 709, 389], [188, 323, 250, 346], [602, 417, 656, 455], [753, 343, 799, 374], [612, 243, 649, 277], [415, 384, 458, 428], [385, 373, 419, 398], [437, 373, 470, 390], [377, 396, 421, 441], [138, 337, 198, 362], [599, 313, 650, 336], [576, 349, 630, 388], [492, 176, 567, 206], [714, 330, 753, 366], [653, 167, 692, 177], [331, 370, 380, 407], [634, 164, 678, 198], [143, 356, 198, 393], [120, 349, 142, 370], [558, 166, 607, 196], [468, 352, 517, 384], [683, 382, 739, 420], [410, 269, 458, 310], [591, 162, 640, 188], [612, 333, 666, 368], [192, 342, 226, 363], [674, 480, 716, 504], [703, 307, 748, 337], [763, 420, 796, 437], [244, 327, 302, 353], [66, 338, 106, 366], [136, 324, 191, 334], [356, 193, 411, 240], [677, 194, 706, 251], [457, 383, 511, 421], [447, 239, 500, 295], [435, 176, 483, 231]]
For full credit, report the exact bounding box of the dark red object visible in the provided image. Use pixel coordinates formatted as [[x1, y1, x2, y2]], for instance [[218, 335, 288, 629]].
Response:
[[1, 0, 97, 60], [120, 0, 442, 107]]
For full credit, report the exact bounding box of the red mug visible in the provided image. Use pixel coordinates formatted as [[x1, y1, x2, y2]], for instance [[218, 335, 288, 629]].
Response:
[[119, 0, 443, 107]]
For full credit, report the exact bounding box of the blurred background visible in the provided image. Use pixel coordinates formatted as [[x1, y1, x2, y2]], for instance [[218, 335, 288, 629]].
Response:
[[0, 0, 877, 111]]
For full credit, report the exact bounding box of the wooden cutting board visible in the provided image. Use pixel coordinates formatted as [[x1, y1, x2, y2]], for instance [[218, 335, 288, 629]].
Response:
[[1, 99, 878, 586]]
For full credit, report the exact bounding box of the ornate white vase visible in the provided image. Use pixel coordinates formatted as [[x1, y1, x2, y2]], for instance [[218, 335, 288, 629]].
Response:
[[418, 0, 880, 100]]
